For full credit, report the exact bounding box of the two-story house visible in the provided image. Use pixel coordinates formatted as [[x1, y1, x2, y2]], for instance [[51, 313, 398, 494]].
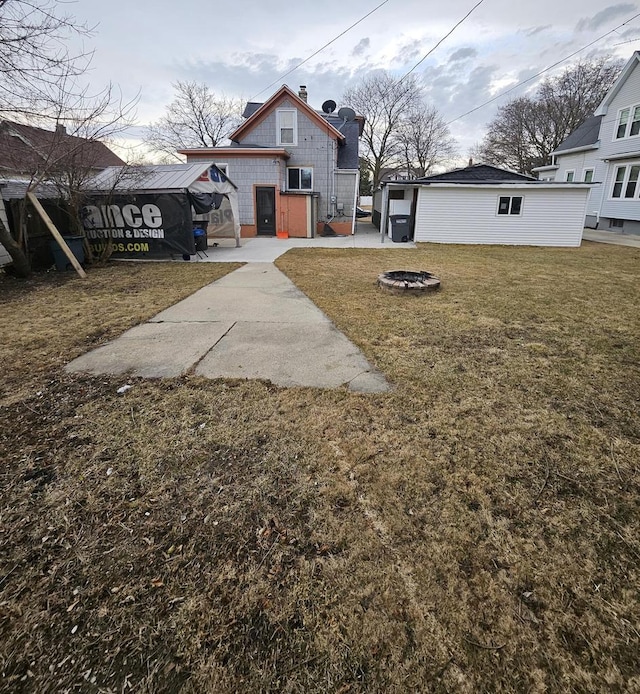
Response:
[[178, 85, 362, 238], [534, 52, 640, 234]]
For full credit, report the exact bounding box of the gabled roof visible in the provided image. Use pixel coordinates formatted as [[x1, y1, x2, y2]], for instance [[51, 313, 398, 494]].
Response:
[[552, 115, 602, 155], [0, 120, 125, 176], [230, 85, 345, 144], [88, 162, 235, 191], [414, 163, 536, 183], [595, 51, 640, 116]]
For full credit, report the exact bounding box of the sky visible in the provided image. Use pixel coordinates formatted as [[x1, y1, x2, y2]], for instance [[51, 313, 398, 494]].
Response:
[[69, 0, 640, 161]]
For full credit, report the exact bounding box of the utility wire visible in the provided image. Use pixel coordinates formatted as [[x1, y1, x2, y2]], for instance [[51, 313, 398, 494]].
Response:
[[400, 0, 485, 82], [446, 11, 640, 126], [250, 0, 392, 101]]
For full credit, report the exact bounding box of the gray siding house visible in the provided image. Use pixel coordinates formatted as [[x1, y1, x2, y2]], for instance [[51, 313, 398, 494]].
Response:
[[534, 52, 640, 234], [179, 85, 362, 238]]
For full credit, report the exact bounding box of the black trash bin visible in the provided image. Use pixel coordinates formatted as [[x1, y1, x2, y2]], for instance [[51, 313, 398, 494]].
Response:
[[389, 215, 411, 243], [50, 236, 85, 271], [193, 227, 208, 252]]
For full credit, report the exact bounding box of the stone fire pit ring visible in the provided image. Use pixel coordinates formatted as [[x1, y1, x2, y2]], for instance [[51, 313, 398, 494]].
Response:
[[377, 270, 441, 295]]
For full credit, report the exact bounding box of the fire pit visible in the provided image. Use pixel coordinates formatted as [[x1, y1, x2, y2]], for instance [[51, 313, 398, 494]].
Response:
[[377, 270, 440, 295]]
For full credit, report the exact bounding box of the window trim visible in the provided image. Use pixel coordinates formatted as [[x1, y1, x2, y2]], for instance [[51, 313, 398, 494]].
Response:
[[614, 104, 640, 140], [583, 168, 594, 184], [276, 108, 298, 146], [286, 166, 313, 191], [565, 170, 575, 182], [496, 195, 524, 216]]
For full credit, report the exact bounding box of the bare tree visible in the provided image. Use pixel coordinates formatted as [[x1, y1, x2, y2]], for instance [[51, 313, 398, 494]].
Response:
[[342, 73, 424, 188], [0, 0, 93, 119], [0, 2, 137, 276], [396, 104, 457, 178], [476, 57, 622, 175], [144, 82, 243, 160]]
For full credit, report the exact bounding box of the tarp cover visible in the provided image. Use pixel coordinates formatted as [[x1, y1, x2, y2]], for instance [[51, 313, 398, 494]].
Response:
[[80, 163, 242, 256], [82, 192, 194, 257]]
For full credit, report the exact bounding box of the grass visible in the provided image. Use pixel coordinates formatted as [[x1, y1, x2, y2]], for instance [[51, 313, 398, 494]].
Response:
[[0, 243, 639, 693]]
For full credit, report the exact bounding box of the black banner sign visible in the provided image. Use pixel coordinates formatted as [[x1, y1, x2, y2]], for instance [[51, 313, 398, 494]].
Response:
[[81, 192, 195, 258]]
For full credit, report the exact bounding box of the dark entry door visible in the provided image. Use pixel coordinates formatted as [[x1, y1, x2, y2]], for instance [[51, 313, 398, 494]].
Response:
[[256, 187, 276, 235]]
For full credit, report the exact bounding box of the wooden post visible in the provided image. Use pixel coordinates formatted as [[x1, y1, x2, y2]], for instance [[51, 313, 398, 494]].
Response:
[[27, 191, 86, 278]]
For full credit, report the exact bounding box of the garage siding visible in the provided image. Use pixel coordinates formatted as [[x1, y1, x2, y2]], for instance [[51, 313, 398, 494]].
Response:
[[414, 186, 589, 246]]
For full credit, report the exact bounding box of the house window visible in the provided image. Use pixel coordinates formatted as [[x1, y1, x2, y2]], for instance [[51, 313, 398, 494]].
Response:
[[277, 109, 297, 146], [565, 170, 575, 182], [616, 108, 630, 138], [626, 165, 640, 198], [612, 167, 626, 197], [611, 164, 640, 199], [287, 167, 312, 191], [611, 218, 624, 228], [616, 105, 640, 139], [497, 196, 523, 215], [583, 169, 594, 183], [632, 107, 640, 136]]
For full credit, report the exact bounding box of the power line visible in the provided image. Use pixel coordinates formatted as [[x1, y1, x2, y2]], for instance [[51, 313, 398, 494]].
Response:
[[250, 0, 392, 101], [446, 11, 640, 126], [400, 0, 485, 82], [611, 36, 640, 48]]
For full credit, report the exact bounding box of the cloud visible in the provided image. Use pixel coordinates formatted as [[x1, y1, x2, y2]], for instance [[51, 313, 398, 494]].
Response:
[[449, 47, 478, 62], [351, 38, 370, 57], [524, 25, 552, 37], [576, 3, 637, 32]]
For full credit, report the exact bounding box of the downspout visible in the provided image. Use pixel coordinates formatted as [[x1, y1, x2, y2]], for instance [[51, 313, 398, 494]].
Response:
[[351, 168, 359, 235], [329, 139, 336, 220], [380, 183, 388, 244]]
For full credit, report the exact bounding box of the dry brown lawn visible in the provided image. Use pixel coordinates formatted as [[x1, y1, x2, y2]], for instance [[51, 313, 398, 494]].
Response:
[[0, 244, 638, 693]]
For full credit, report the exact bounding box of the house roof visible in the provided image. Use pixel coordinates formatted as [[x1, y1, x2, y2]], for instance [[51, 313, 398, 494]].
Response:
[[230, 85, 346, 144], [595, 51, 640, 116], [412, 164, 536, 183], [87, 162, 236, 191], [178, 146, 290, 159], [0, 120, 125, 177], [552, 115, 603, 155]]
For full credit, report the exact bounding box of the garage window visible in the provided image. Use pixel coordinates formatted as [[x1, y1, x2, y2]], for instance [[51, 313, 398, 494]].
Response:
[[497, 196, 523, 215]]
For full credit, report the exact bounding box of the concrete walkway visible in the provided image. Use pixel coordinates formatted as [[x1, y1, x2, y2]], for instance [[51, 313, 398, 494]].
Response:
[[66, 263, 390, 392], [195, 221, 415, 263], [582, 229, 640, 247]]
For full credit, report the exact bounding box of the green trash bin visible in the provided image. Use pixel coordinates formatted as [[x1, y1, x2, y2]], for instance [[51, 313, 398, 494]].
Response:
[[50, 236, 85, 271]]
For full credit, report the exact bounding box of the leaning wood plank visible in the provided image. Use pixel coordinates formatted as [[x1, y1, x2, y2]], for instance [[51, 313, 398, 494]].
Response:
[[27, 191, 86, 278]]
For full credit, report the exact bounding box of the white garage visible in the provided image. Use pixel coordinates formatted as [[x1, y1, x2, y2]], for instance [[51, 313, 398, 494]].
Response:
[[378, 164, 592, 247]]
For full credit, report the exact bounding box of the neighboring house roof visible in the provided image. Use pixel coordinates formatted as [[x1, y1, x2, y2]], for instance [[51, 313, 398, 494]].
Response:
[[0, 178, 61, 200], [594, 51, 640, 116], [413, 164, 536, 183], [230, 85, 346, 144], [88, 162, 236, 191], [0, 120, 125, 177], [552, 115, 603, 155]]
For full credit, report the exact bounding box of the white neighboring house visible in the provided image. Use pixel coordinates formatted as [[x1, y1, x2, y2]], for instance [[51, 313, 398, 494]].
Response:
[[534, 51, 640, 234]]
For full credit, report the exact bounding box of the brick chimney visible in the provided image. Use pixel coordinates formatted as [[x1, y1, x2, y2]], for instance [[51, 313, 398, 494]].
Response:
[[298, 85, 308, 103], [55, 123, 66, 135]]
